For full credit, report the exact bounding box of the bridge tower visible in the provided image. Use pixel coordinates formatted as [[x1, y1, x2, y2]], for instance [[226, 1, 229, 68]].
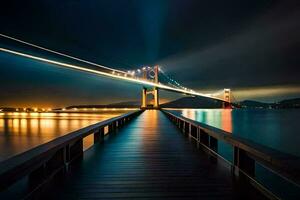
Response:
[[223, 88, 231, 108], [224, 89, 231, 102], [141, 65, 159, 109]]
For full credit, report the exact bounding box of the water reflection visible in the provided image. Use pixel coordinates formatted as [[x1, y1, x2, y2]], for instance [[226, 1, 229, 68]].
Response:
[[0, 111, 130, 161], [181, 109, 232, 132]]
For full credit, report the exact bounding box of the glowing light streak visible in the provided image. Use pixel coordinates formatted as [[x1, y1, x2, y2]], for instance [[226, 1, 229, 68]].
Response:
[[0, 33, 126, 74], [0, 48, 227, 102]]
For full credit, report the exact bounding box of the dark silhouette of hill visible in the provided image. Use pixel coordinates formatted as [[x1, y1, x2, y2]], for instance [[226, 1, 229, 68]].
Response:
[[161, 96, 223, 108], [276, 98, 300, 108], [160, 97, 300, 109], [57, 97, 300, 110], [65, 101, 140, 109], [238, 100, 271, 108], [238, 98, 300, 109]]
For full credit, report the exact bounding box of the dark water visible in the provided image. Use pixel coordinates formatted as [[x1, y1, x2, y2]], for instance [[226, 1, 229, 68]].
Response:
[[0, 110, 133, 161], [171, 108, 300, 157]]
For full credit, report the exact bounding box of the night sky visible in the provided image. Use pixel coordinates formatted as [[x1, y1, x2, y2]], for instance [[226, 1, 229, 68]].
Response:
[[0, 0, 299, 107]]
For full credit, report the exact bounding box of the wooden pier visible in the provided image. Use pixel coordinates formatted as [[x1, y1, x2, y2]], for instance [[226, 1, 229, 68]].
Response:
[[43, 110, 266, 199]]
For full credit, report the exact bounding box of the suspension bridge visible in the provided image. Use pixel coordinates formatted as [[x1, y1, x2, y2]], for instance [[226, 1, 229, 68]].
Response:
[[0, 33, 233, 109], [1, 34, 299, 200]]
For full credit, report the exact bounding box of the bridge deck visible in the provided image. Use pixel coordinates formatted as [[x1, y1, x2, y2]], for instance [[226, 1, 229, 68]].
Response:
[[48, 110, 265, 200]]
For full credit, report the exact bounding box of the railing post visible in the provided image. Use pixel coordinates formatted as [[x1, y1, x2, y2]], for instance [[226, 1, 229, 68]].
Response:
[[63, 144, 70, 172], [94, 129, 100, 143], [94, 127, 105, 144], [119, 119, 123, 127], [108, 124, 113, 133], [234, 147, 255, 177]]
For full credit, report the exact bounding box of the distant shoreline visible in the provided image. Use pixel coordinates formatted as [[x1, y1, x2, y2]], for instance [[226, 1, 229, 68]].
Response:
[[1, 97, 299, 111]]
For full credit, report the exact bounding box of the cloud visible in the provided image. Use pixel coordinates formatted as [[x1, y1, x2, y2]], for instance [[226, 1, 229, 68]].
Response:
[[158, 1, 300, 91]]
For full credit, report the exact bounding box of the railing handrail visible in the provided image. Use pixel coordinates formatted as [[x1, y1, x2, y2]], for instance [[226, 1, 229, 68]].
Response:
[[162, 109, 300, 187], [0, 110, 141, 183]]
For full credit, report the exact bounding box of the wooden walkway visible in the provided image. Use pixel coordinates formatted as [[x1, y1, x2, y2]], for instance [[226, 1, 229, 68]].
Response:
[[48, 110, 266, 200]]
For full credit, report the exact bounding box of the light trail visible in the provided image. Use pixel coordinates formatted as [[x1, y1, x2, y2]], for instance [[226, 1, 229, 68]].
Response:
[[0, 33, 126, 74], [0, 47, 227, 102]]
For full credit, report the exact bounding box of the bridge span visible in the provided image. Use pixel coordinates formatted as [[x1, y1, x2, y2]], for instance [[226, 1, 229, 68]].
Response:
[[0, 33, 232, 109]]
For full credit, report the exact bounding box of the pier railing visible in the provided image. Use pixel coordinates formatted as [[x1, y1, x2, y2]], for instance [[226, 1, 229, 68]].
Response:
[[0, 110, 142, 197], [163, 109, 300, 199]]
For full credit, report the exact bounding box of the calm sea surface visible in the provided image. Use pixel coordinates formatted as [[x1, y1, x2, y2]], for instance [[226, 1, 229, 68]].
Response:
[[0, 110, 132, 161], [170, 109, 300, 157]]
